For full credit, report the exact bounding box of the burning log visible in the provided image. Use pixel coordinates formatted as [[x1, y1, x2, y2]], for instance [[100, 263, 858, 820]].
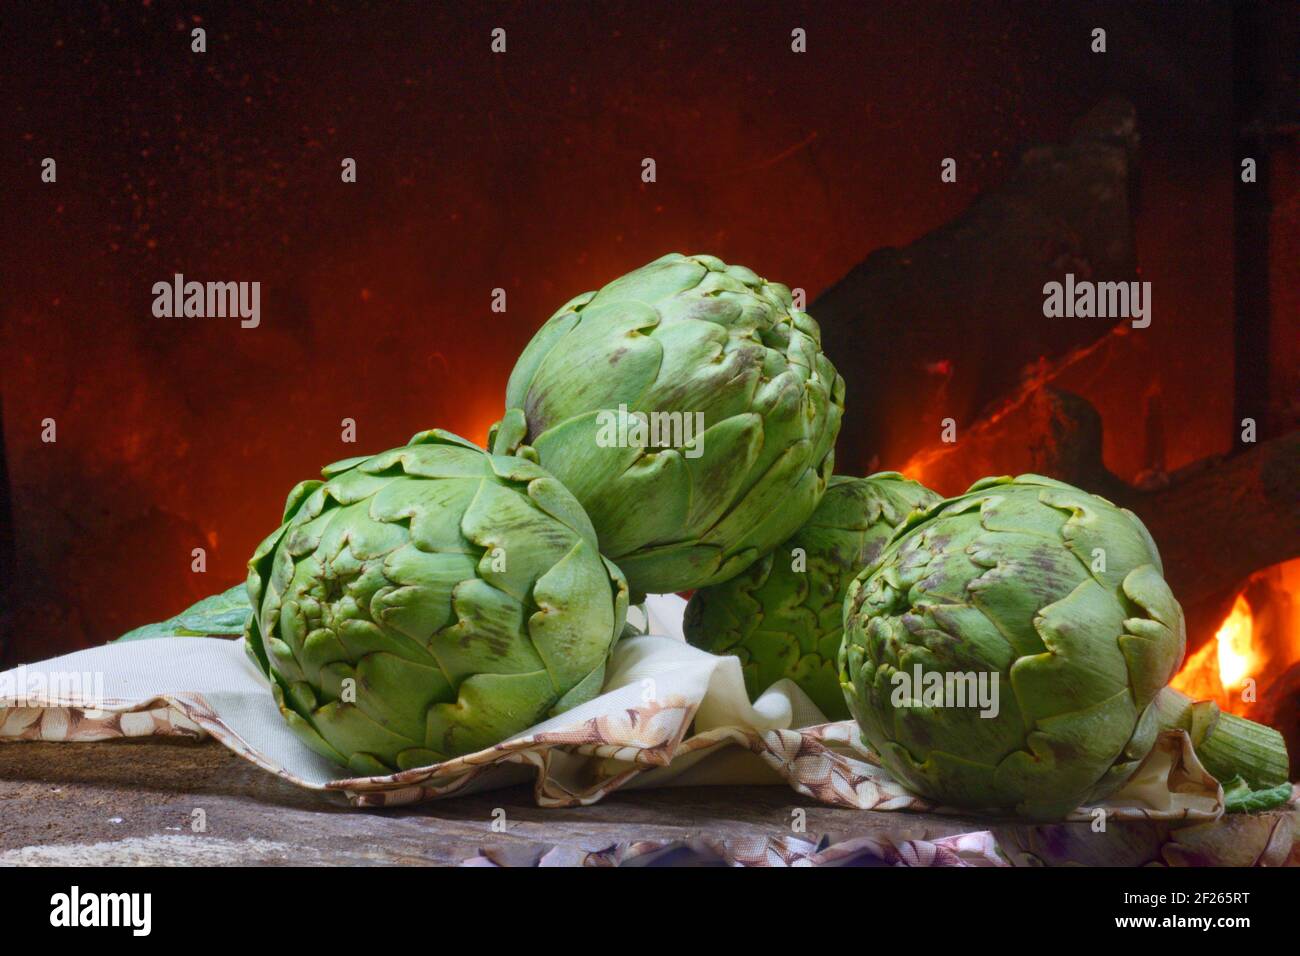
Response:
[[814, 97, 1141, 474], [1258, 663, 1300, 764], [1133, 430, 1300, 646]]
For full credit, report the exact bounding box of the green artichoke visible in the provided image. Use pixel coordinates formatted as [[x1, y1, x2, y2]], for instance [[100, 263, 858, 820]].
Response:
[[839, 474, 1187, 820], [244, 429, 628, 775], [490, 253, 844, 597], [684, 473, 939, 719]]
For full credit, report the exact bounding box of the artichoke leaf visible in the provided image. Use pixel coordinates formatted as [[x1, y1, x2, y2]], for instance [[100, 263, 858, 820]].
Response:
[[113, 583, 251, 643]]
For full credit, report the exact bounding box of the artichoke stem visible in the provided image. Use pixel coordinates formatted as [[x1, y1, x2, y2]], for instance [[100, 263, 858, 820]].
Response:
[[1154, 687, 1291, 789]]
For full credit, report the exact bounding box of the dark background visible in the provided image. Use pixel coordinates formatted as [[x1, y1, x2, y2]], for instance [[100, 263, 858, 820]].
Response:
[[0, 1, 1290, 661]]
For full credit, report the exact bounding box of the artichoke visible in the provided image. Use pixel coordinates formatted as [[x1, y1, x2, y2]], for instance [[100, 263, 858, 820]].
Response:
[[684, 473, 939, 719], [490, 253, 844, 597], [839, 474, 1187, 820], [244, 429, 628, 775]]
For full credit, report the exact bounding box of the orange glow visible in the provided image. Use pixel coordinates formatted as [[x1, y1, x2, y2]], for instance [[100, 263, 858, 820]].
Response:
[[1215, 595, 1254, 691], [464, 410, 502, 450], [896, 327, 1133, 496], [1169, 596, 1254, 714], [1170, 637, 1224, 704], [1171, 557, 1300, 722]]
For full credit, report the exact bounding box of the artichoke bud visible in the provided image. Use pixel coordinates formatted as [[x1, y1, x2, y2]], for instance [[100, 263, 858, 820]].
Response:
[[489, 253, 845, 596], [685, 473, 939, 720], [244, 428, 628, 776], [839, 473, 1188, 820]]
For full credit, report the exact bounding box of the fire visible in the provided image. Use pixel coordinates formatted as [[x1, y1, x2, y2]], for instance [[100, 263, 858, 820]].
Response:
[[1171, 557, 1300, 723], [1171, 594, 1256, 714], [1215, 595, 1254, 691]]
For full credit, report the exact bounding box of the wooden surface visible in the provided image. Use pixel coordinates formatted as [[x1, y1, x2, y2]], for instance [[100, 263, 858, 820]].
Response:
[[0, 738, 993, 866]]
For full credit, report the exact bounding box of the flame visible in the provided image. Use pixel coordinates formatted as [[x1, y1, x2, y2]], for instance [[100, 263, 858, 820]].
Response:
[[1171, 557, 1300, 721], [1170, 636, 1223, 703], [1214, 594, 1254, 690], [1169, 595, 1254, 711]]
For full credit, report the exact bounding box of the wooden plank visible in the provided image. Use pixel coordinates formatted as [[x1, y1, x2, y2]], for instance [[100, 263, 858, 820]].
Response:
[[0, 739, 986, 866]]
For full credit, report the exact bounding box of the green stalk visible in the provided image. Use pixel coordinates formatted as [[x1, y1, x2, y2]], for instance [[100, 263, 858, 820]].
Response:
[[1153, 687, 1291, 790]]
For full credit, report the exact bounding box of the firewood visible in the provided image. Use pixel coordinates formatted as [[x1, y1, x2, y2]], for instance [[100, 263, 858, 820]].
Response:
[[815, 98, 1140, 474]]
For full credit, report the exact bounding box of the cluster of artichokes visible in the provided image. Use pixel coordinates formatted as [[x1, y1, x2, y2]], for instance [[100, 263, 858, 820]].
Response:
[[246, 254, 842, 773], [244, 252, 1288, 818]]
